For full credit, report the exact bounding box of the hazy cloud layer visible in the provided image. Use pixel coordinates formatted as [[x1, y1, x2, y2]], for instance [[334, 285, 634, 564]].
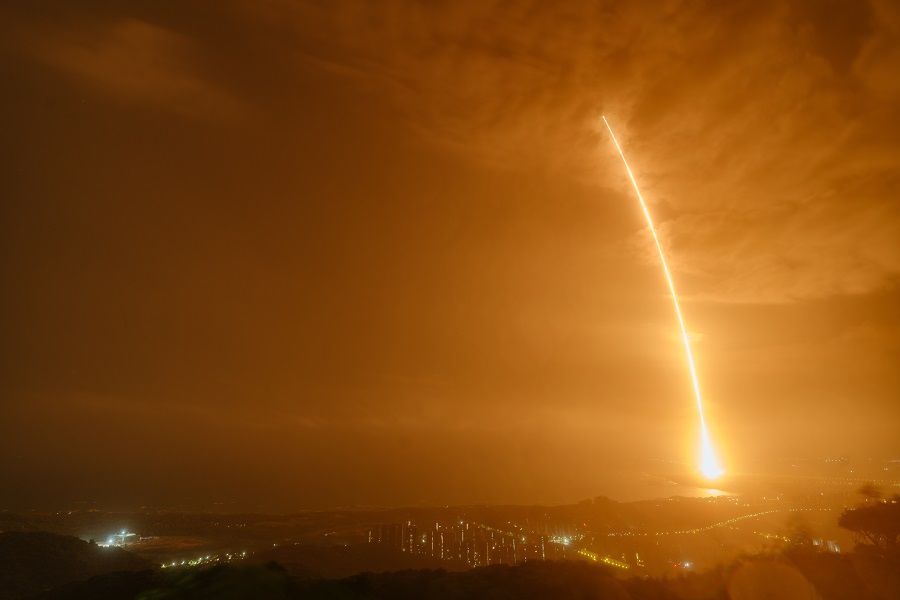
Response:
[[1, 0, 897, 508], [20, 17, 243, 119], [245, 0, 900, 303]]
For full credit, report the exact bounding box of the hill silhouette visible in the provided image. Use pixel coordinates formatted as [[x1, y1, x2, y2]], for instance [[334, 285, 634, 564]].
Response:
[[14, 500, 900, 599], [33, 551, 900, 600], [0, 531, 151, 600]]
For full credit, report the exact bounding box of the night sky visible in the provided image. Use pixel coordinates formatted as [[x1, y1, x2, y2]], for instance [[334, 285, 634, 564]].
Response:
[[1, 1, 898, 510]]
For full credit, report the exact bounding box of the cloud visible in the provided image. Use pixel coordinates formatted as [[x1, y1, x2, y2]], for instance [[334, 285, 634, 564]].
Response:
[[22, 17, 243, 120], [243, 0, 900, 303]]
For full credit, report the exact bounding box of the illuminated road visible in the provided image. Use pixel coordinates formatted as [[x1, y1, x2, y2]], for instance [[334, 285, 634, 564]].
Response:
[[606, 507, 834, 537]]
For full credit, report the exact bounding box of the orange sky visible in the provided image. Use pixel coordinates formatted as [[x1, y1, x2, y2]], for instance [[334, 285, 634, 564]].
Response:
[[1, 0, 898, 509]]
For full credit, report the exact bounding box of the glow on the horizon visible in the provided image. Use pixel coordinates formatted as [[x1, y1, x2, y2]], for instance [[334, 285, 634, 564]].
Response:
[[601, 115, 724, 481]]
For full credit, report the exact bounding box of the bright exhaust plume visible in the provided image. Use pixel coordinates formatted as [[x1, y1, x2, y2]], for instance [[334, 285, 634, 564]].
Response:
[[601, 116, 724, 481]]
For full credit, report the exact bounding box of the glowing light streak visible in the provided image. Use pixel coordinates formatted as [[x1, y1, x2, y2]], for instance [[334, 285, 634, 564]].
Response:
[[601, 116, 724, 480]]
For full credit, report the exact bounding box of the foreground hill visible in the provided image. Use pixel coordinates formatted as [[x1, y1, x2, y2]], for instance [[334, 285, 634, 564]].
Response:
[[34, 551, 900, 600], [0, 531, 152, 600]]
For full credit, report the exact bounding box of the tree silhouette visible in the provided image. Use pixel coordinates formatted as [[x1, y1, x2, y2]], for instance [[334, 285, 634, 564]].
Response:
[[838, 497, 900, 556], [857, 483, 882, 502]]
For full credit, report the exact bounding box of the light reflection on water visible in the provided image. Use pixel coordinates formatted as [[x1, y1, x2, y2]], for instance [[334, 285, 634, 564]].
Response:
[[699, 487, 730, 497], [592, 470, 736, 502]]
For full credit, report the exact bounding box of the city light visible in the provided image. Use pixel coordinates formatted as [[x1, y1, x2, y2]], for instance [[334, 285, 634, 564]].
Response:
[[576, 548, 630, 570], [161, 550, 248, 570], [97, 530, 137, 548]]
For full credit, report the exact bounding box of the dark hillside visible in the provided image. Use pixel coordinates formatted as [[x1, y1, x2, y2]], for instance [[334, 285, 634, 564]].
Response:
[[0, 531, 151, 600]]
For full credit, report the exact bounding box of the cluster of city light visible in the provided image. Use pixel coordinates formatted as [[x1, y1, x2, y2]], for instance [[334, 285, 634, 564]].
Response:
[[575, 548, 630, 570], [97, 530, 137, 548], [372, 518, 563, 567], [754, 531, 791, 543], [548, 534, 583, 546], [475, 523, 519, 537], [601, 116, 724, 480], [753, 529, 840, 553], [161, 550, 247, 570]]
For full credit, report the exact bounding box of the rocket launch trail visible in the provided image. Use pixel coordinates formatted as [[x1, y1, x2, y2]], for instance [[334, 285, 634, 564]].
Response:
[[601, 116, 724, 480]]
